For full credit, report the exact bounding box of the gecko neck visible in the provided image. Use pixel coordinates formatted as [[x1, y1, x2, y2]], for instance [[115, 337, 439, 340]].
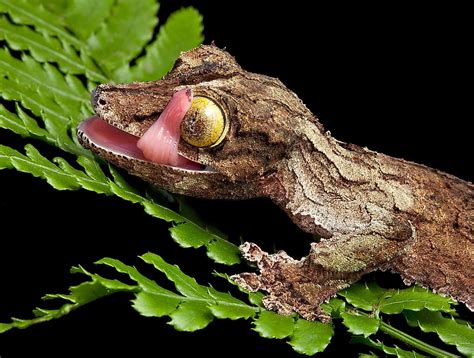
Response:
[[264, 116, 415, 237]]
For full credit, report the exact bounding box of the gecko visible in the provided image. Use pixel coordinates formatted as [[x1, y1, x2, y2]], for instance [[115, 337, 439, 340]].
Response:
[[78, 44, 473, 322]]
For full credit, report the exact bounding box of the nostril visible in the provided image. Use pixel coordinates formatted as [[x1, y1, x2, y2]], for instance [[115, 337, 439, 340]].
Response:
[[91, 87, 106, 108]]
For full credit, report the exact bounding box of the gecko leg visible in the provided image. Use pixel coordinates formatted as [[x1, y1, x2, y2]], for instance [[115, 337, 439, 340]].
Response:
[[233, 224, 415, 321]]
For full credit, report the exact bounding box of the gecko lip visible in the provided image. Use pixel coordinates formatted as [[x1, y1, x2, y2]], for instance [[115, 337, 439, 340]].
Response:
[[78, 116, 213, 173]]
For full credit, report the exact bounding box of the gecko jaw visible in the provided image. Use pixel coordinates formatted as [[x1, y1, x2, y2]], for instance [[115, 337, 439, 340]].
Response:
[[77, 116, 214, 173]]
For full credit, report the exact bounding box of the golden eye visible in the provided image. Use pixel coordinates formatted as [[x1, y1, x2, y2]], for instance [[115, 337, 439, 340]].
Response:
[[180, 96, 227, 148]]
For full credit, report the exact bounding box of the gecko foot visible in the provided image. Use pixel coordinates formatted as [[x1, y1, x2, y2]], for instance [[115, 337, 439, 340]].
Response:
[[232, 242, 350, 322]]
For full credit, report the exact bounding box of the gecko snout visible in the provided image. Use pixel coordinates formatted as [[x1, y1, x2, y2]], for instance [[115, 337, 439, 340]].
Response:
[[91, 86, 108, 110]]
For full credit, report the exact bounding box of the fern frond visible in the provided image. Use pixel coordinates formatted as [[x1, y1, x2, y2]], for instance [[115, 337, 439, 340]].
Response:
[[35, 0, 68, 15], [379, 286, 456, 315], [339, 283, 462, 357], [0, 265, 136, 334], [142, 253, 249, 318], [168, 218, 240, 264], [405, 310, 474, 356], [0, 48, 90, 112], [339, 282, 455, 315], [0, 16, 106, 81], [0, 0, 83, 48], [114, 7, 204, 82], [61, 0, 115, 41], [0, 1, 190, 82], [86, 0, 159, 75], [0, 104, 54, 144], [0, 104, 29, 138], [0, 253, 334, 355], [103, 254, 255, 330], [0, 80, 88, 156], [0, 144, 106, 191]]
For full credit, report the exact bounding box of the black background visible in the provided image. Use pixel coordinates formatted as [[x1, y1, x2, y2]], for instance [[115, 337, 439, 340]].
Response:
[[0, 1, 471, 357]]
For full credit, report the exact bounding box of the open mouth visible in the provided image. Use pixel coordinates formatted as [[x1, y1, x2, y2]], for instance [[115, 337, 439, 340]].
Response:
[[78, 89, 205, 171]]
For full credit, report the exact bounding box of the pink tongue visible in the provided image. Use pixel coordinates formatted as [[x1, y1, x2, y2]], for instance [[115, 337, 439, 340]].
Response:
[[137, 89, 202, 170]]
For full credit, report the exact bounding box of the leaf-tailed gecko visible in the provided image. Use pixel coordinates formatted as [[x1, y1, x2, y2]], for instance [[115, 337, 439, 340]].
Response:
[[78, 45, 473, 322]]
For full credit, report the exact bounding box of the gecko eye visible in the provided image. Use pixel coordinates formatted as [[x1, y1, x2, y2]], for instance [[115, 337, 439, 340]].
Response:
[[180, 96, 228, 148]]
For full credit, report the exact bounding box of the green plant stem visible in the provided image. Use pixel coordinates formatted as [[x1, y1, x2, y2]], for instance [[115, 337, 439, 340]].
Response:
[[348, 308, 459, 357], [379, 320, 458, 358]]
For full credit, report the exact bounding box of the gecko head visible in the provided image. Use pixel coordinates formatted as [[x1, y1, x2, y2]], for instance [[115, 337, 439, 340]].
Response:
[[78, 45, 316, 199]]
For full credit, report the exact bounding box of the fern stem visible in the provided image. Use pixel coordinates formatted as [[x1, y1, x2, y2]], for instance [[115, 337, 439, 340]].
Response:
[[379, 320, 458, 358]]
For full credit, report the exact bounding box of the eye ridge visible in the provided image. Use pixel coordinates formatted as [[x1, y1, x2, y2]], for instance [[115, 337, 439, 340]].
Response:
[[180, 96, 228, 148]]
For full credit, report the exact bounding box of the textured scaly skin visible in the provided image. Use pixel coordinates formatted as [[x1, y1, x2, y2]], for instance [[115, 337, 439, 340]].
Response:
[[78, 45, 473, 321]]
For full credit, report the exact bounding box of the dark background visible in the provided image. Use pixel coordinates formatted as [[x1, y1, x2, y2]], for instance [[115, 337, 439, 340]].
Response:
[[0, 1, 471, 357]]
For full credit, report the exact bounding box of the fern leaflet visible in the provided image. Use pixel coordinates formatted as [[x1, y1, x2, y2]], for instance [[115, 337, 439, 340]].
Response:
[[405, 310, 474, 356]]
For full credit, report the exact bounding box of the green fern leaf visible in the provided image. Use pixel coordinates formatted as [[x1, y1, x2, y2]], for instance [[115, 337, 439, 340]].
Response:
[[340, 283, 455, 315], [0, 266, 136, 334], [132, 291, 180, 318], [0, 74, 72, 129], [0, 143, 110, 194], [86, 0, 159, 75], [0, 251, 333, 355], [339, 282, 388, 311], [142, 253, 214, 298], [0, 0, 83, 49], [62, 0, 115, 41], [379, 286, 455, 314], [0, 141, 239, 263], [253, 311, 295, 339], [36, 0, 68, 15], [114, 7, 204, 82], [405, 310, 474, 356], [0, 0, 112, 83], [289, 318, 334, 355], [169, 220, 240, 265], [141, 253, 253, 319], [341, 312, 380, 338], [15, 104, 53, 139], [0, 16, 105, 81], [0, 143, 16, 168], [170, 301, 215, 331], [321, 297, 346, 319], [0, 50, 91, 152], [169, 216, 217, 249], [0, 144, 101, 190], [97, 255, 255, 331], [0, 48, 90, 114], [0, 104, 29, 138]]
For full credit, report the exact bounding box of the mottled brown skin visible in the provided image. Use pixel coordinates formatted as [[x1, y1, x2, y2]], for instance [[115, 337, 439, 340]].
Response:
[[78, 45, 473, 322]]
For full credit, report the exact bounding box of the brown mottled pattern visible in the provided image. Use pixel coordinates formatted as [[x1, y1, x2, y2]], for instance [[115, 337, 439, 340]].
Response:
[[78, 45, 473, 321]]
